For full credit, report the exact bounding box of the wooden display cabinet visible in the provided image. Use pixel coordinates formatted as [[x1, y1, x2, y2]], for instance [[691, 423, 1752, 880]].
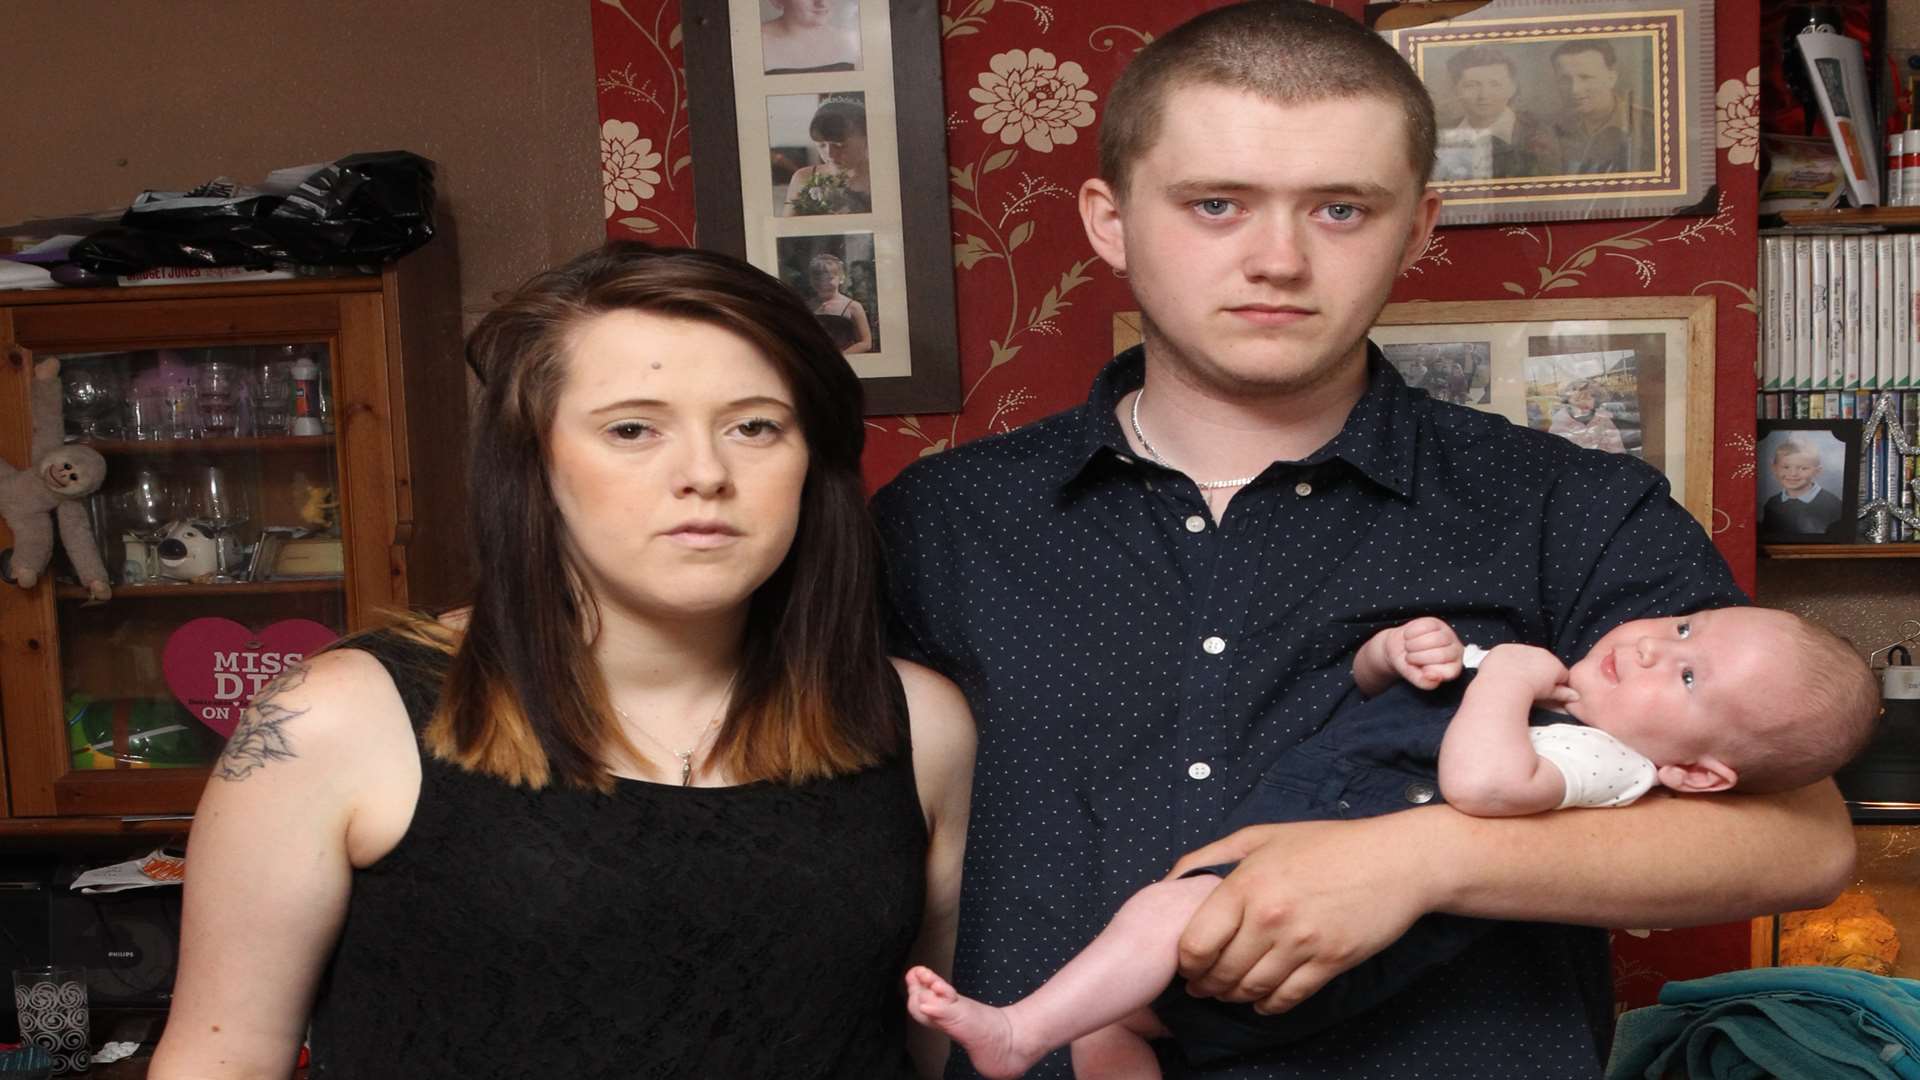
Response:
[[0, 256, 468, 826]]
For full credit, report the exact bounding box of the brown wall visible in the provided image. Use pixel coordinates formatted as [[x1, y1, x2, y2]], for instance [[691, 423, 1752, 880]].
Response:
[[0, 1, 603, 326]]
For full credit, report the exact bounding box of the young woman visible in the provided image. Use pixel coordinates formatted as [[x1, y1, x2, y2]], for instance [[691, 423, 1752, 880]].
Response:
[[760, 0, 862, 75], [149, 244, 973, 1079], [783, 98, 872, 216], [807, 252, 874, 354]]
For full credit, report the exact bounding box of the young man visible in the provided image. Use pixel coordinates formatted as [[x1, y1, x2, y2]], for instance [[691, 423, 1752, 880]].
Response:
[[872, 3, 1853, 1077], [1549, 39, 1658, 174], [1433, 44, 1555, 180]]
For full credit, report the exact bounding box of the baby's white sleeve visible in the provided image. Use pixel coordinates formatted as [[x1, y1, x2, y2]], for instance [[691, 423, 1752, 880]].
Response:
[[1528, 724, 1659, 809]]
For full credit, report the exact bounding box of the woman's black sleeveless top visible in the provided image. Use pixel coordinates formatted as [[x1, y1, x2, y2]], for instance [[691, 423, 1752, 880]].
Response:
[[306, 632, 928, 1078]]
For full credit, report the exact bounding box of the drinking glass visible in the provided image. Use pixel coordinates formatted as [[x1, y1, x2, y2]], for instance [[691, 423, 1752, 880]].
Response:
[[159, 380, 198, 440], [124, 385, 170, 442], [251, 359, 293, 436], [186, 465, 250, 580], [11, 966, 88, 1075], [195, 361, 240, 437], [60, 365, 121, 440]]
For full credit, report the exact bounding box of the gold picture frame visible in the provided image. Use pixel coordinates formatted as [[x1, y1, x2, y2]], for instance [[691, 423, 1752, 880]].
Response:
[[1113, 295, 1715, 527]]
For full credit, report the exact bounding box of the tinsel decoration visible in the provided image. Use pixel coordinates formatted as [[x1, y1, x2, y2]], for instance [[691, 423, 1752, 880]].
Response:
[[1856, 393, 1920, 543]]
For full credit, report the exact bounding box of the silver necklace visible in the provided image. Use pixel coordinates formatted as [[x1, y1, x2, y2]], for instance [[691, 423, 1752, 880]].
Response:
[[1129, 390, 1260, 490], [614, 704, 724, 787]]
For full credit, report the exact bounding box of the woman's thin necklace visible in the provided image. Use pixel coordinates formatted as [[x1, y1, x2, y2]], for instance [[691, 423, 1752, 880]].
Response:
[[614, 704, 724, 787], [1128, 389, 1260, 490]]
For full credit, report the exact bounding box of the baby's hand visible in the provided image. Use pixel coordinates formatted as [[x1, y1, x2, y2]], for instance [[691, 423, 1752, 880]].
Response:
[[1478, 644, 1578, 704], [1387, 617, 1464, 689]]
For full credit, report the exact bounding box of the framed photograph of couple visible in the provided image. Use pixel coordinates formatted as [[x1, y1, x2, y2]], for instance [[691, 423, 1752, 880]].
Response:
[[1379, 0, 1716, 226], [684, 0, 962, 414], [1755, 420, 1862, 545], [1368, 296, 1715, 525]]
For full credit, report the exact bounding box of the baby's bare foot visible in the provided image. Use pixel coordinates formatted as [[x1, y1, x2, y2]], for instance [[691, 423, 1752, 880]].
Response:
[[903, 965, 1042, 1079]]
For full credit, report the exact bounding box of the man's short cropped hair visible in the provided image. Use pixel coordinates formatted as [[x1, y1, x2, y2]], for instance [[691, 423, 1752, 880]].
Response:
[[1097, 0, 1437, 197], [1550, 39, 1618, 69], [1446, 45, 1517, 84]]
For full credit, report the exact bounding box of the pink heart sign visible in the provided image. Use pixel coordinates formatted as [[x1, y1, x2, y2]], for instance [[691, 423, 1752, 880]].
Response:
[[162, 617, 339, 737]]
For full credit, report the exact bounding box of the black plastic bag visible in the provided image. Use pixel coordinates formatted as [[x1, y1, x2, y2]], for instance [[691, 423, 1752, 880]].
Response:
[[69, 151, 436, 275]]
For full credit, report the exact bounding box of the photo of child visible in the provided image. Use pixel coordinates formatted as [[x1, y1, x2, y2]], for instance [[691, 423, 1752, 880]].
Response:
[[775, 232, 880, 354], [1757, 424, 1856, 541]]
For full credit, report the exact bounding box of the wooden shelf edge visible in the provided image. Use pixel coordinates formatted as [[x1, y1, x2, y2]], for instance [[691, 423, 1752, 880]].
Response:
[[0, 816, 190, 839], [1769, 206, 1920, 230], [85, 435, 336, 455], [1761, 543, 1920, 559], [57, 579, 344, 599], [0, 274, 381, 307]]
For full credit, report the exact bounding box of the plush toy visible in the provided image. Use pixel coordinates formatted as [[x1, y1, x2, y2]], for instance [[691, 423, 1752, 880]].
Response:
[[0, 359, 112, 599]]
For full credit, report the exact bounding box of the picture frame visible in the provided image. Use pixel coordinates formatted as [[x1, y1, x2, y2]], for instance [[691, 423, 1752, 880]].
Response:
[[1112, 295, 1714, 525], [684, 0, 962, 415], [1373, 296, 1715, 523], [1756, 419, 1863, 544], [1379, 0, 1717, 226]]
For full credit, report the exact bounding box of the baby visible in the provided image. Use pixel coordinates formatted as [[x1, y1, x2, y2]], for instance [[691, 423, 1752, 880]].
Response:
[[907, 606, 1881, 1079]]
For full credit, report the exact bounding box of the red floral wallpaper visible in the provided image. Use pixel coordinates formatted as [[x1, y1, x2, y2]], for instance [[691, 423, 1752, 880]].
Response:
[[594, 0, 1764, 1006]]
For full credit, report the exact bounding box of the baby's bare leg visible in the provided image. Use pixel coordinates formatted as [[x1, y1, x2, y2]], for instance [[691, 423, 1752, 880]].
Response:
[[905, 875, 1219, 1079]]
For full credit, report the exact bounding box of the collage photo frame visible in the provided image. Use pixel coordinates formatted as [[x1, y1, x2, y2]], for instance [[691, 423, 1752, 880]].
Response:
[[685, 0, 961, 414]]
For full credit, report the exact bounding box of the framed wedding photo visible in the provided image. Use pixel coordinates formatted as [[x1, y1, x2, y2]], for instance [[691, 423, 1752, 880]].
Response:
[[1379, 0, 1717, 226], [1756, 419, 1862, 544], [684, 0, 962, 414]]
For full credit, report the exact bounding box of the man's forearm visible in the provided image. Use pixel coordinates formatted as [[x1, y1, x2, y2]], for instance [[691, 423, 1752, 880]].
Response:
[[1410, 780, 1854, 927]]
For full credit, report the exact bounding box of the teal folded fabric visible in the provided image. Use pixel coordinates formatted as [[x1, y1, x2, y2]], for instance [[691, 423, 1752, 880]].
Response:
[[1608, 967, 1920, 1080]]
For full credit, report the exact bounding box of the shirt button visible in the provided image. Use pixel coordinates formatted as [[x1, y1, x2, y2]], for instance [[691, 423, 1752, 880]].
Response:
[[1184, 515, 1206, 533], [1404, 781, 1436, 804], [1202, 636, 1227, 655], [1188, 762, 1212, 781], [1295, 481, 1313, 497]]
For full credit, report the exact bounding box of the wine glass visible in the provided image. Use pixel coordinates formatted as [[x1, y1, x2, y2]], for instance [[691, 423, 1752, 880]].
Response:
[[117, 466, 176, 582], [61, 362, 123, 439], [186, 464, 251, 580]]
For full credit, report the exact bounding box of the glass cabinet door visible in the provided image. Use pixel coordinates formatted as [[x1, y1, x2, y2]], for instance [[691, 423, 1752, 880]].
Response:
[[0, 272, 462, 822], [53, 343, 347, 781]]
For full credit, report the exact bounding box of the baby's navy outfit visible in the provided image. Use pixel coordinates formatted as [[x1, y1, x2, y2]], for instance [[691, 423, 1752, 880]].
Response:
[[1155, 678, 1571, 1066]]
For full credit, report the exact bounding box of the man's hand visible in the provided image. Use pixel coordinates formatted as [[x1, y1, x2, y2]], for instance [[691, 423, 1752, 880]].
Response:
[[1166, 817, 1438, 1015], [1477, 644, 1578, 705], [1354, 616, 1464, 696]]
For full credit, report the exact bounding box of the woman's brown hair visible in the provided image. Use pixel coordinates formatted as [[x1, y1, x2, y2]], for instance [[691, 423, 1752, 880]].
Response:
[[426, 242, 899, 790]]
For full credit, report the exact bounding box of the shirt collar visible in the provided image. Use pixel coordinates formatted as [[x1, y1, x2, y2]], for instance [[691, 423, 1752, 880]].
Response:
[[1452, 108, 1516, 142], [1058, 343, 1418, 498], [1782, 482, 1824, 504]]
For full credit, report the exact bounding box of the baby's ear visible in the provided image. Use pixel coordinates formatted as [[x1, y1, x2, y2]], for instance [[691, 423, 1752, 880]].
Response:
[[1655, 758, 1737, 794]]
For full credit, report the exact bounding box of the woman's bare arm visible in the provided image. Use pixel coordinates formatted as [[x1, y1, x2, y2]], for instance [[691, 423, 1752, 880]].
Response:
[[148, 649, 420, 1080], [896, 659, 976, 1080]]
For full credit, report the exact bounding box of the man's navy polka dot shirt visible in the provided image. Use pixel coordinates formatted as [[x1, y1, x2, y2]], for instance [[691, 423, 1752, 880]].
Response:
[[873, 345, 1743, 1079]]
